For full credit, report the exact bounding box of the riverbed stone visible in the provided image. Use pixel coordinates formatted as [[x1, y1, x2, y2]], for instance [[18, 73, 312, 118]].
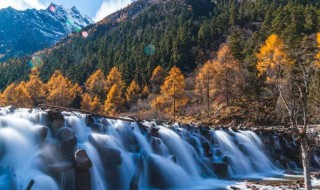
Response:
[[212, 162, 228, 178], [57, 127, 76, 142], [75, 170, 91, 190], [39, 126, 49, 142], [47, 110, 65, 136], [89, 123, 103, 133], [101, 148, 122, 167], [74, 149, 93, 170], [150, 124, 160, 137], [56, 127, 77, 161], [85, 115, 94, 126]]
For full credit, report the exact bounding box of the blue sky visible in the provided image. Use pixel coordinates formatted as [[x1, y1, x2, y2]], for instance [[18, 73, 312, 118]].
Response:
[[0, 0, 133, 22]]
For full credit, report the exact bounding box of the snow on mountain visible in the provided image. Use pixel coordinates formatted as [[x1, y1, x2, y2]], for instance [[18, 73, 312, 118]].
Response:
[[0, 3, 93, 62]]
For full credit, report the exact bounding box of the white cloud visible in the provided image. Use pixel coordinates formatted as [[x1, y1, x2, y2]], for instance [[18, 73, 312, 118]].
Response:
[[0, 0, 46, 10], [93, 0, 132, 22]]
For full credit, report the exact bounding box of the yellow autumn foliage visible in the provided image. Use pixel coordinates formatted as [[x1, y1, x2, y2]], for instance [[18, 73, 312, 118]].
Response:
[[0, 93, 5, 106], [85, 69, 105, 98], [104, 84, 124, 115], [195, 60, 216, 104], [315, 33, 320, 67], [141, 85, 150, 98], [25, 69, 46, 106], [125, 80, 141, 102], [46, 70, 82, 107], [153, 66, 188, 117], [81, 93, 103, 113], [256, 34, 292, 82], [105, 67, 125, 93], [150, 65, 165, 94], [2, 82, 32, 108], [81, 93, 92, 111]]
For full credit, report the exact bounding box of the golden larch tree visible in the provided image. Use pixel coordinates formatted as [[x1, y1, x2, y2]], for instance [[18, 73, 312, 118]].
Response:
[[25, 69, 46, 106], [14, 82, 32, 108], [256, 34, 292, 83], [195, 61, 216, 118], [2, 83, 17, 106], [141, 85, 150, 99], [154, 66, 188, 121], [125, 80, 141, 104], [3, 82, 32, 108], [105, 67, 125, 93], [90, 95, 103, 113], [104, 84, 124, 115], [81, 93, 103, 113], [81, 93, 92, 111], [150, 65, 165, 94], [315, 33, 320, 67], [0, 93, 6, 106], [212, 44, 243, 105], [85, 69, 105, 98], [46, 70, 82, 107], [256, 34, 292, 105], [256, 34, 320, 190]]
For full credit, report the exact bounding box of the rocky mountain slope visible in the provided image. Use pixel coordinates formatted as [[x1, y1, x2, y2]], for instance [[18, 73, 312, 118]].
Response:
[[0, 3, 93, 61]]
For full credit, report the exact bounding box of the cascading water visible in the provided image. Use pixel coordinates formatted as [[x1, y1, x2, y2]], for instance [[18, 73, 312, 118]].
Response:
[[0, 107, 287, 190]]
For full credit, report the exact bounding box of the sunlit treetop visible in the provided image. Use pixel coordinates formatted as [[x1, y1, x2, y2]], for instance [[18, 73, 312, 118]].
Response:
[[315, 33, 320, 67], [256, 34, 293, 83]]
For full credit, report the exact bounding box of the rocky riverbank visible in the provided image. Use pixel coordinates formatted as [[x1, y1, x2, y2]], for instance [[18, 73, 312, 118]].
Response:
[[0, 106, 320, 190]]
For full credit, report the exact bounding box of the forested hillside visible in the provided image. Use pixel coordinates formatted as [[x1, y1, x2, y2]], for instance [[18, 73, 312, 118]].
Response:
[[1, 0, 320, 125]]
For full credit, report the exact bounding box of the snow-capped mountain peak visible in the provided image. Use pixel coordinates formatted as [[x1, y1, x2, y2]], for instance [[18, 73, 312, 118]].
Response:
[[0, 4, 93, 61]]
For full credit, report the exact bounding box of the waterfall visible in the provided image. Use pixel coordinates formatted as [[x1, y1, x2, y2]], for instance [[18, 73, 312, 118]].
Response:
[[0, 107, 286, 189]]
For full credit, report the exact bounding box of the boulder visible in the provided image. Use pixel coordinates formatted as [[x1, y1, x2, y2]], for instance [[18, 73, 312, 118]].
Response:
[[222, 155, 231, 164], [199, 126, 211, 138], [89, 123, 103, 133], [136, 120, 148, 134], [185, 137, 196, 147], [100, 148, 122, 167], [74, 149, 93, 170], [57, 127, 76, 142], [150, 124, 160, 137], [39, 126, 49, 142], [47, 110, 65, 136], [168, 155, 177, 163], [202, 141, 212, 157], [85, 115, 94, 126], [57, 127, 77, 161], [150, 137, 163, 154], [148, 156, 171, 188], [72, 150, 93, 190], [214, 148, 223, 157], [7, 105, 16, 113], [212, 162, 228, 178], [89, 136, 122, 167], [75, 170, 91, 190]]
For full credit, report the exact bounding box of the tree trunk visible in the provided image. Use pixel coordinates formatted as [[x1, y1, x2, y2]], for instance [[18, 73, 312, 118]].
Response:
[[173, 84, 176, 122], [301, 140, 312, 190], [207, 81, 210, 119], [225, 69, 229, 106], [173, 98, 176, 122]]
